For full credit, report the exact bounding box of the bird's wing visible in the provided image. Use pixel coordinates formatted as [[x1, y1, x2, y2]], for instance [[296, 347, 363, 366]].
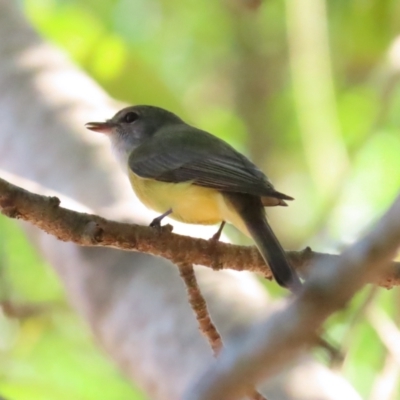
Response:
[[128, 125, 293, 200]]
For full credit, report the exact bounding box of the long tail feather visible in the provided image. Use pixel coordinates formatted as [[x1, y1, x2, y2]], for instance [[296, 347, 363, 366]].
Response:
[[224, 193, 301, 292]]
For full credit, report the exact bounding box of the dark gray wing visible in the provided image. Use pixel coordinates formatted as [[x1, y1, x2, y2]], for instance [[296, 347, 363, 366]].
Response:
[[128, 125, 292, 199]]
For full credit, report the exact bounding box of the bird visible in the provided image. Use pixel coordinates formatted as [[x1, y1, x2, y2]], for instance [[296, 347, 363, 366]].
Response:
[[86, 105, 301, 291]]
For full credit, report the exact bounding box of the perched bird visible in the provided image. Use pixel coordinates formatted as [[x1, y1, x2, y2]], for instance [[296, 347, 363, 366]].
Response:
[[86, 105, 301, 291]]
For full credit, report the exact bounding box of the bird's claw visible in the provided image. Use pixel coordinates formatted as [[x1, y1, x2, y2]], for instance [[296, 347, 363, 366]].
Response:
[[150, 217, 162, 229]]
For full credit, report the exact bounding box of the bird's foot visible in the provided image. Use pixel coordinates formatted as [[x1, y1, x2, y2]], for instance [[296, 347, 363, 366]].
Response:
[[150, 216, 162, 229], [150, 209, 173, 232], [209, 221, 225, 243], [207, 222, 225, 271]]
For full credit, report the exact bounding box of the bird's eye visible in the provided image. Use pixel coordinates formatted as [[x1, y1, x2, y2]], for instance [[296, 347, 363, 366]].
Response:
[[124, 112, 139, 123]]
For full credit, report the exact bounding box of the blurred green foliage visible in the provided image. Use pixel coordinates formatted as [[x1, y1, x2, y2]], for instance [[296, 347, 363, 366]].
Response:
[[0, 218, 140, 399], [0, 0, 399, 398]]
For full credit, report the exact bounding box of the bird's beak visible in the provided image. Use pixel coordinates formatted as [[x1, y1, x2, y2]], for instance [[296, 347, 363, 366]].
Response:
[[85, 121, 115, 134]]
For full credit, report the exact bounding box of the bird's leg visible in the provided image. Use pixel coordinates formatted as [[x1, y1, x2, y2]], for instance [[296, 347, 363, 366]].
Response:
[[210, 221, 226, 242], [150, 209, 173, 228], [208, 221, 226, 271]]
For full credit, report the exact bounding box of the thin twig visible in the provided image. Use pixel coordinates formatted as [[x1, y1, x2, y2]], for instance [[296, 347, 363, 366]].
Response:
[[177, 262, 222, 355], [0, 300, 50, 320], [177, 262, 268, 400]]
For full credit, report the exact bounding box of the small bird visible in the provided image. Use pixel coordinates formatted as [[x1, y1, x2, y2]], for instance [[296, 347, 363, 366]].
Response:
[[86, 105, 301, 291]]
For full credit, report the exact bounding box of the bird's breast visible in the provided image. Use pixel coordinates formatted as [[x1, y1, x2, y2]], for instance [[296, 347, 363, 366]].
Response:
[[128, 170, 226, 225]]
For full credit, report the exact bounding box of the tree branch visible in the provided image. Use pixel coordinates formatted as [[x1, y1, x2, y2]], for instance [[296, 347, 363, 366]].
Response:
[[0, 175, 399, 289], [177, 262, 223, 355], [177, 262, 269, 400]]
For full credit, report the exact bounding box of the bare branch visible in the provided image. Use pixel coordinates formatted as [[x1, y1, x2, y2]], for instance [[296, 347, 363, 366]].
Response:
[[0, 175, 399, 290], [183, 194, 400, 400], [177, 263, 269, 400], [177, 262, 223, 355]]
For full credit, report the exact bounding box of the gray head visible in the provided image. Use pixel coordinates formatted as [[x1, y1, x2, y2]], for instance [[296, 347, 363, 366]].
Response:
[[86, 105, 183, 166]]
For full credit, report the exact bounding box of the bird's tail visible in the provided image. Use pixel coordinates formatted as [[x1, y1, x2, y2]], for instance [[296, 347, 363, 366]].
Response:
[[224, 193, 302, 292]]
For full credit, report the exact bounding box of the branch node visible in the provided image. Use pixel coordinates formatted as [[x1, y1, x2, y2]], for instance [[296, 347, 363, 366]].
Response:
[[48, 196, 60, 207], [83, 220, 103, 244], [304, 246, 312, 255], [1, 205, 19, 219]]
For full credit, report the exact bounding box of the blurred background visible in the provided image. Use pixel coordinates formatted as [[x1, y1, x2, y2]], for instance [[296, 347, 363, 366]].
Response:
[[1, 0, 400, 399]]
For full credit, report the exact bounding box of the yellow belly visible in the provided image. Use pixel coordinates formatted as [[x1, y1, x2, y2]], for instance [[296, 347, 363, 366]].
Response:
[[129, 171, 227, 225]]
